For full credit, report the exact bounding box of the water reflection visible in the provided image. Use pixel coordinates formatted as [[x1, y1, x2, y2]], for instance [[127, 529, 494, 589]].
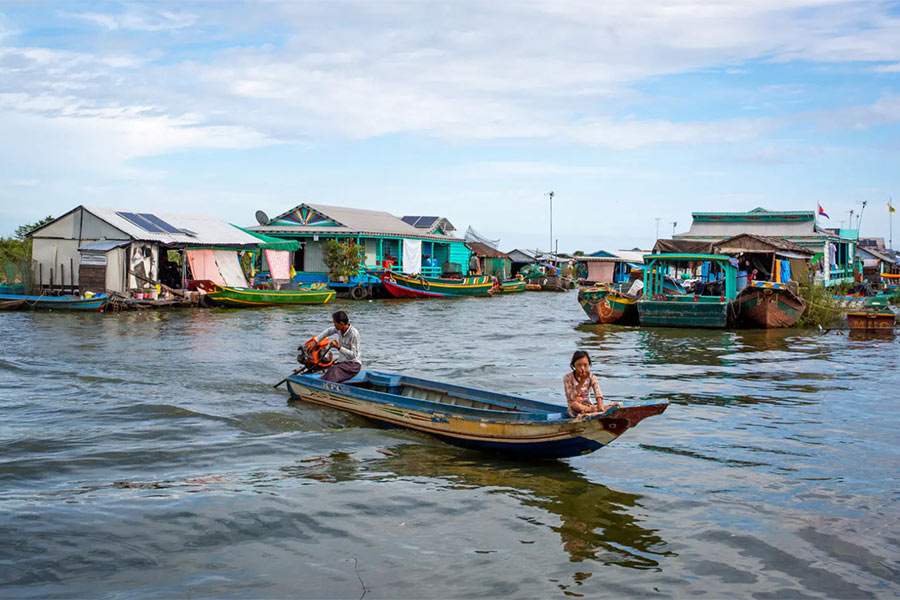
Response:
[[373, 445, 671, 569]]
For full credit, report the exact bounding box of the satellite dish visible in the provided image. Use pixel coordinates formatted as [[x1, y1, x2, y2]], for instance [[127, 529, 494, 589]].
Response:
[[255, 210, 270, 225]]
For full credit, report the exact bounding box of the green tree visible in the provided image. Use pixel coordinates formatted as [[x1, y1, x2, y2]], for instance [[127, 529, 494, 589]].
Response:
[[322, 238, 364, 279], [0, 216, 53, 281]]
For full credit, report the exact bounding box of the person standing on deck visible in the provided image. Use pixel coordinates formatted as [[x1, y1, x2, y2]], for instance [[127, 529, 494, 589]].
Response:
[[306, 311, 362, 383]]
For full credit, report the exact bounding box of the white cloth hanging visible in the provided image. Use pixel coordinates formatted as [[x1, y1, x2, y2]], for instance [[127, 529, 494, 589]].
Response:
[[402, 239, 422, 275]]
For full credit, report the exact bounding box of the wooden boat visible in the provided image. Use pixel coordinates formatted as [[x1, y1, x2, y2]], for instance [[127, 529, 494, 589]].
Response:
[[0, 293, 109, 311], [638, 254, 738, 328], [846, 308, 896, 331], [736, 281, 806, 328], [578, 284, 639, 325], [494, 279, 526, 294], [198, 281, 335, 307], [379, 272, 494, 298], [285, 370, 668, 459]]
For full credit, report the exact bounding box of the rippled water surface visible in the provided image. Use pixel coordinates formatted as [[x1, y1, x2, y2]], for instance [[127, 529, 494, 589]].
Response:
[[1, 293, 898, 598]]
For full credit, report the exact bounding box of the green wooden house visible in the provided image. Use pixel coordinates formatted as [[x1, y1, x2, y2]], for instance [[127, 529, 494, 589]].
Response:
[[249, 204, 472, 290]]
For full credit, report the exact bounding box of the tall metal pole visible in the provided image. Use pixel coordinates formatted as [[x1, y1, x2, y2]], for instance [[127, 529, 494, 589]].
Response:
[[890, 197, 894, 251], [545, 191, 555, 255], [655, 217, 661, 240]]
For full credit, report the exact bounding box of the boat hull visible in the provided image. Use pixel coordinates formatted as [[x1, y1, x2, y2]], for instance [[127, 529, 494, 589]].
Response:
[[638, 297, 733, 328], [285, 371, 667, 459], [0, 293, 109, 311], [495, 280, 526, 294], [578, 285, 638, 325], [380, 273, 494, 298], [737, 282, 806, 328], [846, 310, 896, 331], [205, 284, 335, 306]]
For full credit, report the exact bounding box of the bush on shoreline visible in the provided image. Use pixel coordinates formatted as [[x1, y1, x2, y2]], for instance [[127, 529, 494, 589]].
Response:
[[797, 284, 845, 327]]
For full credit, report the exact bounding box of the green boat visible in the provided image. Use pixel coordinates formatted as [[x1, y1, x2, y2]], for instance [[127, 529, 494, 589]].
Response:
[[638, 254, 738, 329], [494, 279, 526, 294], [201, 282, 335, 307]]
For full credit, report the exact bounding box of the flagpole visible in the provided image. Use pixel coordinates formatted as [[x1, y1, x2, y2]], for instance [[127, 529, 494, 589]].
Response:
[[890, 196, 894, 251]]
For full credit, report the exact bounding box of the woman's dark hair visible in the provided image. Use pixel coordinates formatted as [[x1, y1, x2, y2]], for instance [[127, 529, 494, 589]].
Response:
[[332, 310, 350, 325], [570, 350, 591, 370]]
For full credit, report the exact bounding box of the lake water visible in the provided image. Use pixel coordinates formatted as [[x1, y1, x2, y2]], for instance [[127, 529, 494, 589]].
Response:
[[1, 293, 898, 598]]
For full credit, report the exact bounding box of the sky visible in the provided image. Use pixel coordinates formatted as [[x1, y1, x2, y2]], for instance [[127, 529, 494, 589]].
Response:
[[0, 0, 899, 252]]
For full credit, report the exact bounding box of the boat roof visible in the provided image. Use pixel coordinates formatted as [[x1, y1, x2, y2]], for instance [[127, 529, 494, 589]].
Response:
[[643, 253, 733, 262]]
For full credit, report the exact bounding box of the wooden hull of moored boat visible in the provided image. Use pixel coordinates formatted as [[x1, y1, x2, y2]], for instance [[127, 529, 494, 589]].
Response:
[[380, 272, 494, 298], [206, 284, 335, 306], [578, 286, 639, 325], [846, 310, 896, 331], [737, 283, 806, 328], [638, 298, 734, 328], [285, 370, 668, 459], [0, 293, 109, 311], [495, 280, 526, 294]]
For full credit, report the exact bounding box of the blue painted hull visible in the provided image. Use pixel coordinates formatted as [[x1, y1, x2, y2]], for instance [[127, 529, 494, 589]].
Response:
[[0, 293, 109, 311], [284, 370, 667, 459]]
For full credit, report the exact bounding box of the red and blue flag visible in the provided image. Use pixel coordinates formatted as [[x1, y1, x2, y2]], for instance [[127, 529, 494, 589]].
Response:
[[817, 204, 829, 219]]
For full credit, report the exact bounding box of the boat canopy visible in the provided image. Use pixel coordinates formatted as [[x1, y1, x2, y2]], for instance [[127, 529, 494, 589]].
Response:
[[231, 225, 302, 251], [642, 253, 733, 263]]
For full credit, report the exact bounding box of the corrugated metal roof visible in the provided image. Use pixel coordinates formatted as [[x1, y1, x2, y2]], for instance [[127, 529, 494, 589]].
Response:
[[78, 240, 131, 252], [83, 206, 262, 246], [466, 241, 509, 259], [254, 203, 463, 242]]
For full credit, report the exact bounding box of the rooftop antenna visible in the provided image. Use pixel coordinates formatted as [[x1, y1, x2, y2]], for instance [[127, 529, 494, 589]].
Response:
[[669, 221, 677, 237], [856, 200, 867, 234], [655, 217, 661, 240], [255, 210, 270, 226]]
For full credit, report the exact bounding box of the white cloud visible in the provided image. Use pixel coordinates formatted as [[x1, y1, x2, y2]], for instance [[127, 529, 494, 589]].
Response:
[[66, 7, 198, 31]]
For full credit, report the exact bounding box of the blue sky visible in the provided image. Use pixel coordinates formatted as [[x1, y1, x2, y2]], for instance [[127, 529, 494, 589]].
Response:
[[1, 1, 898, 251]]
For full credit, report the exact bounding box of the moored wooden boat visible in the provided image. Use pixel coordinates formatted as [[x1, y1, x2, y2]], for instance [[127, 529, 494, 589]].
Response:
[[846, 308, 896, 331], [285, 370, 668, 459], [200, 281, 335, 306], [578, 284, 639, 325], [494, 279, 526, 294], [0, 293, 109, 311], [638, 254, 738, 329], [379, 272, 494, 298], [736, 281, 806, 328]]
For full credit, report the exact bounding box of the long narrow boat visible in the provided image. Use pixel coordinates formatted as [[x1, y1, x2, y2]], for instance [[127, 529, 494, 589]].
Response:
[[578, 284, 639, 325], [736, 281, 806, 328], [494, 279, 526, 294], [379, 272, 494, 298], [200, 281, 335, 307], [0, 293, 109, 311], [285, 370, 668, 459]]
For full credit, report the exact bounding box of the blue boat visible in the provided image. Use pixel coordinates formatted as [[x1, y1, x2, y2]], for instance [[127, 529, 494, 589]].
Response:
[[0, 293, 110, 311], [285, 370, 668, 459]]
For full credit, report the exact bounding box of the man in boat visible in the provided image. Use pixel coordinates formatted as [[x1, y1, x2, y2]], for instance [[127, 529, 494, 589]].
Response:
[[305, 310, 362, 383]]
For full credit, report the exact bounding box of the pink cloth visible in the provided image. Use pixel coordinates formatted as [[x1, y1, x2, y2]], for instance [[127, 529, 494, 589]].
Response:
[[265, 249, 292, 281], [186, 249, 226, 286]]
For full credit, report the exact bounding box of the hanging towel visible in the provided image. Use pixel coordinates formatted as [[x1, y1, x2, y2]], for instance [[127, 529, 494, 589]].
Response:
[[265, 249, 292, 281], [402, 239, 422, 275], [213, 250, 249, 288], [773, 260, 781, 283], [186, 249, 226, 286], [781, 260, 791, 282]]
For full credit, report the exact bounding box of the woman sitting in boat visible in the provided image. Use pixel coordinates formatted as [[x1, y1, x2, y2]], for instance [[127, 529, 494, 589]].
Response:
[[563, 351, 620, 418], [305, 310, 362, 383]]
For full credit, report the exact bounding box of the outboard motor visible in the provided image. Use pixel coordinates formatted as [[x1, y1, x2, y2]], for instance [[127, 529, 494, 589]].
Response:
[[296, 337, 335, 373]]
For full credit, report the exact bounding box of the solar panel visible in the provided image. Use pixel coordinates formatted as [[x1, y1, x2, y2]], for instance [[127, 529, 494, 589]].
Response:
[[139, 213, 183, 234], [117, 211, 165, 233]]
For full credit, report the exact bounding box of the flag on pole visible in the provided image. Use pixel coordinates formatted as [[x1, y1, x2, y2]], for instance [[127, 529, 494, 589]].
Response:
[[818, 204, 830, 219], [890, 200, 896, 214]]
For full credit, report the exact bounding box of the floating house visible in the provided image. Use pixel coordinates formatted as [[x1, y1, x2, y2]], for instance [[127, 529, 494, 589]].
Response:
[[250, 203, 472, 285], [714, 234, 814, 285], [466, 242, 511, 279], [856, 241, 899, 283], [26, 206, 266, 295], [575, 250, 646, 284], [673, 208, 857, 287]]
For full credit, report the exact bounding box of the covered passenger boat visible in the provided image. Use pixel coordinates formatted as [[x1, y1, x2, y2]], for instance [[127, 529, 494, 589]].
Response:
[[638, 254, 738, 328], [735, 281, 806, 328], [196, 281, 335, 306], [379, 271, 494, 298], [284, 370, 668, 459]]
